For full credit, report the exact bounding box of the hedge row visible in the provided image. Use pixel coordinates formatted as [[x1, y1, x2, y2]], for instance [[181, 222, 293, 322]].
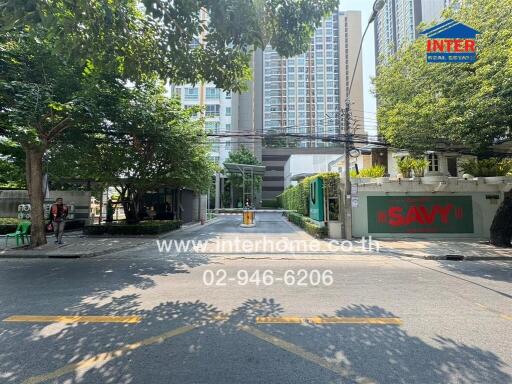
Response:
[[83, 220, 182, 236], [286, 212, 328, 239], [0, 224, 18, 235], [261, 199, 280, 209], [278, 172, 340, 215]]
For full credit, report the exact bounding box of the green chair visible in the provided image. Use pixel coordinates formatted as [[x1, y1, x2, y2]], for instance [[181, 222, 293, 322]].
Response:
[[5, 221, 31, 247]]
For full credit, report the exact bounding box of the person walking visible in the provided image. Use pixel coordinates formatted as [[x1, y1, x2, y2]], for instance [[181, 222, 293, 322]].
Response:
[[50, 197, 68, 245]]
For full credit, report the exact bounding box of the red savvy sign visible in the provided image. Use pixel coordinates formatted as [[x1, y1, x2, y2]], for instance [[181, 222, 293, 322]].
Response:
[[367, 196, 474, 233]]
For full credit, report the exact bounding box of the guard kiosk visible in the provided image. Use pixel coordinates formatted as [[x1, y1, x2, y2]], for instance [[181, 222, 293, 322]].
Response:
[[223, 163, 266, 227]]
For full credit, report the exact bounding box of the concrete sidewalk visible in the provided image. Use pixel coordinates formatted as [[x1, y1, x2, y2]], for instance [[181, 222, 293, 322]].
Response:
[[0, 219, 219, 258], [375, 238, 512, 260], [0, 236, 151, 258]]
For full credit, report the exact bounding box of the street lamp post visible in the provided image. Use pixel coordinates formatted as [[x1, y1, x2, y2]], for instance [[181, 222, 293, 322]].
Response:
[[341, 0, 386, 240]]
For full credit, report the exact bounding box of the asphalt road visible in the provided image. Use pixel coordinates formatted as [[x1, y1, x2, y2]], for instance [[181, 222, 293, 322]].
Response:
[[0, 213, 511, 384]]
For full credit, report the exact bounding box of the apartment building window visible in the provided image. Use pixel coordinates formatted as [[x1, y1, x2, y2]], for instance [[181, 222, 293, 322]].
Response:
[[225, 91, 231, 99], [184, 87, 199, 100], [205, 121, 220, 133], [205, 104, 220, 117], [225, 123, 231, 131], [206, 87, 220, 99], [225, 106, 231, 116]]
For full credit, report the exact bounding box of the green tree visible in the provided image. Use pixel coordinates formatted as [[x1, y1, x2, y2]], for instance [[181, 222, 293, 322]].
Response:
[[50, 81, 217, 223], [0, 139, 25, 188], [374, 0, 512, 153], [0, 0, 337, 245], [373, 0, 512, 246]]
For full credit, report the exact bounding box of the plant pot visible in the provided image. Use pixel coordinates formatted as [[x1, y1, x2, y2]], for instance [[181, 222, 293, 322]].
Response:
[[352, 177, 373, 184], [376, 176, 390, 184], [421, 175, 447, 185], [483, 176, 506, 184]]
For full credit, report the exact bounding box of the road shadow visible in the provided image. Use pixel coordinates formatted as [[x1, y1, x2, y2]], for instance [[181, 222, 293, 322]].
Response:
[[437, 260, 512, 285], [253, 303, 512, 384], [0, 299, 510, 383]]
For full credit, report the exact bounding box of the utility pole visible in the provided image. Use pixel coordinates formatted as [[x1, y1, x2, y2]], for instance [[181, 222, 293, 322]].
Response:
[[340, 0, 386, 240], [342, 99, 352, 240]]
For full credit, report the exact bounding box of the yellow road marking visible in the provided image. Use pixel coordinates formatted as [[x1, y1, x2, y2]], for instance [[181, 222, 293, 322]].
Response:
[[256, 316, 303, 324], [22, 325, 197, 384], [241, 325, 375, 383], [501, 314, 512, 321], [308, 317, 402, 325], [256, 316, 402, 325], [3, 315, 141, 324]]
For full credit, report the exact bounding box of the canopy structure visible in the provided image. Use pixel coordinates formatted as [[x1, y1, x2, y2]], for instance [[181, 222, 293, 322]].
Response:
[[223, 163, 266, 207]]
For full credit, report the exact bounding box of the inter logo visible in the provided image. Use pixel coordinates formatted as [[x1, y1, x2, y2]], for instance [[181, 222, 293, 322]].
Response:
[[420, 19, 480, 63]]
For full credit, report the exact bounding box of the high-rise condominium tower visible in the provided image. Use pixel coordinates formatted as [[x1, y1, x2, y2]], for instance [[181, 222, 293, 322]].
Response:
[[262, 10, 364, 147], [374, 0, 451, 66]]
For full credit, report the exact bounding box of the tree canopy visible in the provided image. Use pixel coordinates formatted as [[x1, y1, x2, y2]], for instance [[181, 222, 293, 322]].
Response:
[[0, 0, 338, 244], [49, 80, 217, 223], [373, 0, 512, 154]]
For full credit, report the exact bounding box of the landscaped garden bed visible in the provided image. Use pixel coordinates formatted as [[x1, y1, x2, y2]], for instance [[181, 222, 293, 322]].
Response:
[[285, 212, 328, 239], [0, 218, 19, 235], [83, 220, 182, 236]]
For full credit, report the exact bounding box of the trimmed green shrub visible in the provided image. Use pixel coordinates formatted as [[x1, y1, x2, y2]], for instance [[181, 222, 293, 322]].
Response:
[[411, 158, 429, 177], [261, 199, 280, 208], [0, 218, 18, 235], [0, 218, 84, 234], [278, 172, 340, 216], [460, 158, 512, 177], [396, 156, 414, 178], [350, 165, 386, 178], [83, 220, 182, 236], [286, 212, 328, 238], [0, 217, 19, 225]]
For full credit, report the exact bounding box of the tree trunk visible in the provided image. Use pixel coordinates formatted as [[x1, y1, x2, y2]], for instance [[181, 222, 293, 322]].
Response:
[[120, 185, 143, 224], [25, 149, 47, 247], [490, 195, 512, 247]]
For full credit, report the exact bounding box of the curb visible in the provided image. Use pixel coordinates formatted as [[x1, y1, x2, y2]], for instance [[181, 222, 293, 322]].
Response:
[[380, 249, 512, 261], [158, 217, 221, 239], [0, 218, 221, 259], [0, 243, 139, 259]]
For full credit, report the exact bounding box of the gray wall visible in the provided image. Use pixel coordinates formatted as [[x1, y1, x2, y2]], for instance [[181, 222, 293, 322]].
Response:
[[351, 181, 510, 239], [0, 190, 91, 221]]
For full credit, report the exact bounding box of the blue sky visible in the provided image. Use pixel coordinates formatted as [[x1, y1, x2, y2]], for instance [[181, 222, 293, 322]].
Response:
[[340, 0, 378, 134]]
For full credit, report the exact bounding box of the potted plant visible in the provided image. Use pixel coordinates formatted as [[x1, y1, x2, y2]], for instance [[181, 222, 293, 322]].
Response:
[[396, 156, 413, 179], [350, 165, 386, 184], [411, 158, 429, 178], [461, 158, 512, 184]]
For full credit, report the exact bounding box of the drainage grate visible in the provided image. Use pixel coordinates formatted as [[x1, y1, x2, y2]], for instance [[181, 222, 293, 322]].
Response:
[[48, 255, 80, 259], [445, 255, 464, 261]]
